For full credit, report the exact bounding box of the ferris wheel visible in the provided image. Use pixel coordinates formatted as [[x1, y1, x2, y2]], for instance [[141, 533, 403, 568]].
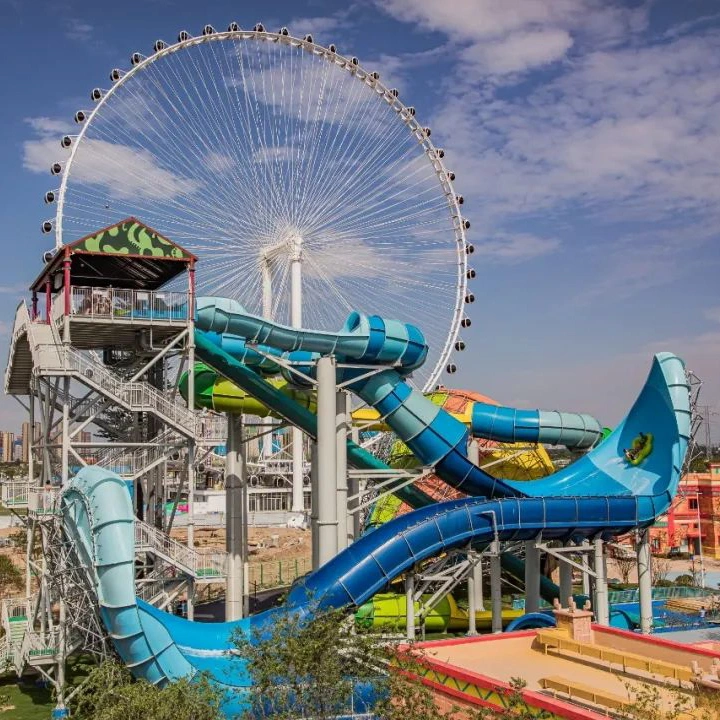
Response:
[[43, 23, 474, 391]]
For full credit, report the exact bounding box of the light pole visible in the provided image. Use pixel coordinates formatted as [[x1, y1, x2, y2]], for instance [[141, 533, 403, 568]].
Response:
[[696, 489, 706, 588]]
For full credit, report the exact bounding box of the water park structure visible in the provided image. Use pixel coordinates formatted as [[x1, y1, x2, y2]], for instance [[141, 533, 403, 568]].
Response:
[[0, 23, 715, 720]]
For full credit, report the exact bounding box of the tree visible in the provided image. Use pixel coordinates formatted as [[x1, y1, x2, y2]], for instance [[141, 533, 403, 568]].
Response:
[[70, 660, 221, 720], [0, 555, 22, 596], [233, 607, 388, 719], [608, 544, 636, 585], [651, 555, 671, 585]]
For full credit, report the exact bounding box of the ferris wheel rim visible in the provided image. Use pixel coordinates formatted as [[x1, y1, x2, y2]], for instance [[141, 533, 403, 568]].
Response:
[[52, 26, 469, 392]]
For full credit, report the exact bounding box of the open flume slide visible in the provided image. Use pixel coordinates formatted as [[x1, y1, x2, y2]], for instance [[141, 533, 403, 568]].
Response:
[[59, 303, 689, 715]]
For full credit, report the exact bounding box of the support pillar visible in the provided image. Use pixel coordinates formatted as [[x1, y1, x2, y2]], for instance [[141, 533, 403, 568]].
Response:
[[349, 426, 362, 540], [54, 596, 68, 717], [290, 238, 305, 514], [581, 543, 591, 597], [474, 555, 485, 612], [310, 441, 319, 570], [61, 377, 70, 486], [593, 538, 609, 626], [316, 356, 338, 566], [490, 542, 503, 633], [226, 414, 247, 621], [291, 427, 304, 512], [406, 569, 416, 640], [524, 540, 541, 613], [467, 553, 478, 636], [186, 307, 196, 619], [336, 391, 349, 551], [559, 543, 574, 606], [637, 529, 653, 634], [468, 438, 480, 466]]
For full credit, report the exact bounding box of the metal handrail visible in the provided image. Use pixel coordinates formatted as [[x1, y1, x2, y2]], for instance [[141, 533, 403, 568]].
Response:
[[134, 519, 227, 577], [65, 286, 189, 323], [0, 480, 30, 508]]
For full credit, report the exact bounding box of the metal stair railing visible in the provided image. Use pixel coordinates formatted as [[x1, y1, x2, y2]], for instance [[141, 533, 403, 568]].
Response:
[[19, 628, 58, 668], [134, 519, 227, 579], [1, 479, 30, 509], [29, 343, 198, 438], [4, 303, 33, 393], [1, 597, 32, 674]]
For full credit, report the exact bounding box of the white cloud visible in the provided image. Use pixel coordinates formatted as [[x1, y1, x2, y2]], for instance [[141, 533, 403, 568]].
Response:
[[65, 19, 94, 42], [24, 117, 72, 137], [462, 29, 573, 75], [286, 12, 350, 42], [475, 233, 560, 263], [377, 0, 649, 76], [23, 129, 199, 202], [205, 152, 235, 173]]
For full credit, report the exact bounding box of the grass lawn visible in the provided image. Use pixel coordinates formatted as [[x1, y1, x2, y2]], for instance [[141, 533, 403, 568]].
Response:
[[0, 657, 90, 718], [0, 676, 53, 719]]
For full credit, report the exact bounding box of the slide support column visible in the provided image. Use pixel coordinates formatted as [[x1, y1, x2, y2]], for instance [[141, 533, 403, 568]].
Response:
[[406, 569, 416, 640], [467, 552, 479, 635], [310, 441, 319, 570], [490, 541, 503, 633], [316, 356, 338, 566], [524, 540, 541, 613], [336, 391, 349, 551], [559, 542, 574, 606], [225, 414, 247, 621], [593, 538, 609, 625], [581, 542, 591, 597], [637, 529, 653, 634]]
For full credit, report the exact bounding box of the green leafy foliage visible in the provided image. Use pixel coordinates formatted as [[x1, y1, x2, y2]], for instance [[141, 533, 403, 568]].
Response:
[[232, 607, 387, 719], [70, 660, 222, 720], [0, 555, 22, 595]]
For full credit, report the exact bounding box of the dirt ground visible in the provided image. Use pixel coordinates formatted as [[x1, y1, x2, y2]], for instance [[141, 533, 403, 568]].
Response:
[[170, 525, 311, 563]]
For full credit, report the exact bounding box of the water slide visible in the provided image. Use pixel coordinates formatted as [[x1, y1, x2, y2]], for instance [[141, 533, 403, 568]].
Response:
[[59, 302, 689, 715], [356, 592, 526, 632], [184, 362, 600, 449]]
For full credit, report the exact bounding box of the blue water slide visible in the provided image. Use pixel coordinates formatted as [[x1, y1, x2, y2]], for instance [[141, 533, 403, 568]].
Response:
[[59, 333, 689, 715], [194, 329, 435, 511], [195, 301, 689, 503], [470, 403, 602, 449]]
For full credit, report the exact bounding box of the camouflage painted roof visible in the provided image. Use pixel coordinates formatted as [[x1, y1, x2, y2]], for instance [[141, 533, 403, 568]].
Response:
[[68, 218, 195, 260]]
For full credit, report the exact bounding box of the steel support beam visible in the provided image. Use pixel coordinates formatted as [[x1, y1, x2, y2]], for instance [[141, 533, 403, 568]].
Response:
[[593, 538, 609, 625], [316, 356, 338, 566], [524, 539, 541, 613], [225, 414, 247, 621], [336, 391, 349, 551], [636, 529, 653, 634]]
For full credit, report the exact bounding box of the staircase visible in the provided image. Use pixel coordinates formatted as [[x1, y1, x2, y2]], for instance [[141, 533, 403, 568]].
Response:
[[7, 303, 198, 438], [1, 597, 31, 675], [134, 519, 227, 580]]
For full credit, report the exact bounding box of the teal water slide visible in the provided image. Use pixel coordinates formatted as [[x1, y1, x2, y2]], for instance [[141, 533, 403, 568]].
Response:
[[59, 301, 690, 715]]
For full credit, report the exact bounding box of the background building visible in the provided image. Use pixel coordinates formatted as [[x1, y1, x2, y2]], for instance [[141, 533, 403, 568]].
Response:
[[0, 431, 14, 462], [21, 421, 41, 463], [650, 463, 720, 558]]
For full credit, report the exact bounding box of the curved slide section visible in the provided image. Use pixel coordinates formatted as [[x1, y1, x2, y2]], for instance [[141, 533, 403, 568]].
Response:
[[184, 362, 599, 450], [59, 341, 688, 715], [470, 403, 602, 450], [195, 301, 688, 504], [194, 330, 435, 511]]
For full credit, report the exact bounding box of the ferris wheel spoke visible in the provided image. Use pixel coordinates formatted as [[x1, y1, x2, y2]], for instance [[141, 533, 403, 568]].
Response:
[[56, 32, 467, 390]]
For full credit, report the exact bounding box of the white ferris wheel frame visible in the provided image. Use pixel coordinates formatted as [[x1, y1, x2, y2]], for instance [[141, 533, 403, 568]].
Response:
[[53, 28, 469, 392]]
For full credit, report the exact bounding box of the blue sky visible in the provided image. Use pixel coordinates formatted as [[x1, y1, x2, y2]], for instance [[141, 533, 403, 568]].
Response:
[[1, 0, 719, 440]]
